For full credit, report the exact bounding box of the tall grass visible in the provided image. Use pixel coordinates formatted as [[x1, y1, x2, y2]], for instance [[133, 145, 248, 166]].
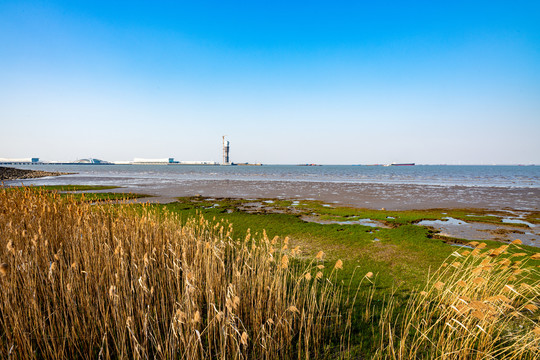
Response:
[[0, 187, 349, 359], [1, 187, 538, 359], [373, 243, 540, 359]]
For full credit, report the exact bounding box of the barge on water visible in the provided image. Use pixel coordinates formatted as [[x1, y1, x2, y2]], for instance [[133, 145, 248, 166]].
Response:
[[385, 163, 415, 166]]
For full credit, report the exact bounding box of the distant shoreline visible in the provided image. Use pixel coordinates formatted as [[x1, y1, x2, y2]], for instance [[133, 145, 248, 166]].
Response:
[[0, 162, 537, 166]]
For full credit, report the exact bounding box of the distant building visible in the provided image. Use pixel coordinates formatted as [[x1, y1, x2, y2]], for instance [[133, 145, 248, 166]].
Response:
[[177, 161, 219, 165], [0, 157, 41, 165], [132, 158, 172, 164], [131, 158, 218, 165], [73, 158, 111, 164]]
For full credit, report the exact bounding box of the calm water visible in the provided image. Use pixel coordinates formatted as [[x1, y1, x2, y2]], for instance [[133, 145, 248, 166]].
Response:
[[6, 165, 540, 188]]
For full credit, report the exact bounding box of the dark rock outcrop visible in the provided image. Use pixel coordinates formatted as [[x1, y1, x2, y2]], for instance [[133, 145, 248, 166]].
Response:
[[0, 166, 73, 181]]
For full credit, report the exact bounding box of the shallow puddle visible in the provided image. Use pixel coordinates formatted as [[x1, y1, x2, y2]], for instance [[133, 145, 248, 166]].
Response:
[[418, 217, 467, 226], [301, 216, 390, 228], [450, 243, 475, 249], [417, 217, 539, 247], [341, 219, 388, 227], [501, 218, 536, 227]]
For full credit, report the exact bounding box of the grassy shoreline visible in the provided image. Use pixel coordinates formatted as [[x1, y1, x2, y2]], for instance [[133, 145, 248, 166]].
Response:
[[1, 186, 538, 358]]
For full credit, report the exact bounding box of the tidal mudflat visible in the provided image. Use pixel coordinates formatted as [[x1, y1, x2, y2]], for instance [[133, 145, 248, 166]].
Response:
[[6, 164, 539, 211], [9, 177, 540, 210]]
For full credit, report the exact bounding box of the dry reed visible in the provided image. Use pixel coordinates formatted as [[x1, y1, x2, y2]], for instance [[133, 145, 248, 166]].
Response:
[[2, 187, 537, 359], [372, 243, 540, 359], [0, 187, 348, 359]]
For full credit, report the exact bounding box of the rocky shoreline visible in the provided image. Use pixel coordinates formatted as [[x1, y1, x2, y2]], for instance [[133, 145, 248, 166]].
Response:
[[0, 166, 73, 181]]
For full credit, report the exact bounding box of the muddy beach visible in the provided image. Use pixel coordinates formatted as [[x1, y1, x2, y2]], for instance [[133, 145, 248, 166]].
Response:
[[5, 176, 539, 211], [115, 179, 539, 211]]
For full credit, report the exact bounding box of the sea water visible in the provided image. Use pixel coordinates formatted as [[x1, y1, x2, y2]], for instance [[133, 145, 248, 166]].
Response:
[[5, 165, 539, 188]]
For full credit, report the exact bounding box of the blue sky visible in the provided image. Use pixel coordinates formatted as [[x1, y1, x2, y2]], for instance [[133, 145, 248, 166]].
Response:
[[1, 1, 539, 164]]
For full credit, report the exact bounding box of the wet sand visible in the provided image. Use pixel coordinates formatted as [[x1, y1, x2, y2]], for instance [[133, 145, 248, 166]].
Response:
[[97, 179, 538, 211], [6, 175, 539, 210]]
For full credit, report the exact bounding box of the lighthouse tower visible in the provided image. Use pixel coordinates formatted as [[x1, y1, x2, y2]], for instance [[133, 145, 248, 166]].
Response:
[[222, 136, 230, 165]]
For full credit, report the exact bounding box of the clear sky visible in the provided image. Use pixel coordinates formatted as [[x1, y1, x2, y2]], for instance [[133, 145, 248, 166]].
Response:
[[1, 1, 539, 164]]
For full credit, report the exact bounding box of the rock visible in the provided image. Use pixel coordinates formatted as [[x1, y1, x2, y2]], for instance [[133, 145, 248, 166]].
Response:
[[0, 166, 73, 181]]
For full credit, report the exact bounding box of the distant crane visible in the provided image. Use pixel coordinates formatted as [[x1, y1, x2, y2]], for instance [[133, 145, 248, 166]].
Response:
[[222, 135, 230, 165]]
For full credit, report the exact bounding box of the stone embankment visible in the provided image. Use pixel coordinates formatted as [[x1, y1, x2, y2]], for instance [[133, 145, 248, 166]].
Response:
[[0, 166, 72, 181]]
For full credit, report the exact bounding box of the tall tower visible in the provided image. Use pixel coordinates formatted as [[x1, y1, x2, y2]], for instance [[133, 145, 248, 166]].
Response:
[[222, 136, 230, 165]]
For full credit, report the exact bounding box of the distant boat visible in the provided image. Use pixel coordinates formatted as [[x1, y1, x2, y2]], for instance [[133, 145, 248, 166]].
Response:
[[385, 163, 415, 166]]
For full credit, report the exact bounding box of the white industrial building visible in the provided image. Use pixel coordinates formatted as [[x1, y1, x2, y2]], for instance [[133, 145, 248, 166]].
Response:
[[132, 158, 173, 164], [0, 157, 41, 164], [130, 158, 218, 165]]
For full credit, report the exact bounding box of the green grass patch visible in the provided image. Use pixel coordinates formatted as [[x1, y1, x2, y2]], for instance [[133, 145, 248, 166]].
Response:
[[156, 197, 540, 292], [62, 192, 149, 202], [524, 211, 540, 225], [30, 185, 120, 191]]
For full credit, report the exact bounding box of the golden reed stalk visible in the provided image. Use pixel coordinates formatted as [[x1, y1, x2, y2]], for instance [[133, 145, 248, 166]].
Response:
[[372, 243, 540, 359], [0, 187, 347, 359]]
